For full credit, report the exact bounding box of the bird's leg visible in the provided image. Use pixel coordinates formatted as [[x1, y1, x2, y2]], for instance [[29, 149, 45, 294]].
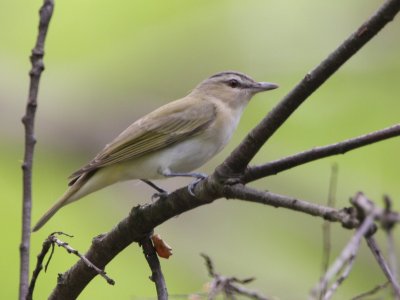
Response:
[[140, 179, 169, 200], [162, 171, 208, 196], [141, 179, 167, 193]]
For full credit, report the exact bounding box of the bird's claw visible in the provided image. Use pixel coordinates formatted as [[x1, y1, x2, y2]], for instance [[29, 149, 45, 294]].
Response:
[[188, 174, 208, 196]]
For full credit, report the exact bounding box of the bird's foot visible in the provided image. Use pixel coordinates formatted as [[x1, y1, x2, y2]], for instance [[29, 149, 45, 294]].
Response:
[[188, 173, 208, 196], [160, 171, 208, 197]]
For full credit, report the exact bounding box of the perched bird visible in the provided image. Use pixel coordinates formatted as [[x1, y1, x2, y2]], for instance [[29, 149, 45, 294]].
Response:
[[33, 71, 278, 231]]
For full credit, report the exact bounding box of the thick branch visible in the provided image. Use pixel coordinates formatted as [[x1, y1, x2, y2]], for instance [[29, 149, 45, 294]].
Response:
[[216, 0, 400, 179], [243, 124, 400, 183], [48, 180, 364, 299], [20, 1, 54, 299], [48, 186, 218, 300], [46, 1, 400, 298]]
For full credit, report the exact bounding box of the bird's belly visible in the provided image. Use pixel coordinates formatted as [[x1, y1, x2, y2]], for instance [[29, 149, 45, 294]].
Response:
[[155, 118, 235, 175], [162, 136, 221, 173], [111, 134, 224, 181], [107, 116, 236, 181]]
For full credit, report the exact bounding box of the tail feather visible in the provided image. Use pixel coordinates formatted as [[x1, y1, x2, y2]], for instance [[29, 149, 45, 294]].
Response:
[[33, 167, 118, 232], [32, 185, 80, 232], [32, 173, 93, 232]]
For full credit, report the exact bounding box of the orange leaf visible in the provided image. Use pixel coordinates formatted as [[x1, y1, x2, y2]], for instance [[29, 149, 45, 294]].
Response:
[[151, 234, 173, 259]]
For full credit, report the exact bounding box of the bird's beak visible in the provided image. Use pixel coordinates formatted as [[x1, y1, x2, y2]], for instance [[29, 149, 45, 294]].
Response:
[[252, 81, 279, 93]]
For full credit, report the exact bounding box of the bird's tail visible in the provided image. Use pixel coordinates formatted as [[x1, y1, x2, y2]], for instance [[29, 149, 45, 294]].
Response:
[[32, 174, 91, 232]]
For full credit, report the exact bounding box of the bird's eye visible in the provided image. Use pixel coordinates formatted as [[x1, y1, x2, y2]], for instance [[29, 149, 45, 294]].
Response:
[[227, 79, 240, 88]]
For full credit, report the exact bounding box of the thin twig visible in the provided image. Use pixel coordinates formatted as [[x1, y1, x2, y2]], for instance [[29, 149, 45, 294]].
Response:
[[322, 252, 356, 300], [50, 234, 115, 285], [365, 236, 400, 298], [201, 253, 216, 277], [20, 1, 54, 300], [243, 124, 400, 183], [387, 230, 398, 296], [216, 0, 400, 178], [28, 233, 114, 300], [354, 193, 400, 224], [322, 164, 339, 276], [310, 211, 375, 299], [26, 238, 53, 300], [351, 281, 390, 300], [223, 184, 358, 229], [226, 186, 400, 229], [201, 254, 269, 300], [230, 284, 269, 300], [141, 237, 168, 300], [382, 195, 398, 288]]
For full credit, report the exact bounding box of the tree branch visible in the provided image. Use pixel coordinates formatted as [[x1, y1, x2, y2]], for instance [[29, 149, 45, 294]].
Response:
[[321, 164, 338, 281], [215, 0, 400, 179], [310, 197, 375, 299], [243, 124, 400, 183], [20, 1, 54, 299], [50, 234, 115, 285], [47, 188, 218, 300], [201, 253, 269, 300], [44, 0, 400, 298], [141, 237, 168, 300], [223, 184, 358, 229], [351, 281, 390, 300], [47, 182, 361, 299], [382, 195, 399, 290], [322, 252, 357, 300], [366, 236, 400, 297], [26, 238, 52, 300]]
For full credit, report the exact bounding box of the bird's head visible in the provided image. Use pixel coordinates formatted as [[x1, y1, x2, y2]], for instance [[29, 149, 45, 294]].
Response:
[[192, 71, 278, 109]]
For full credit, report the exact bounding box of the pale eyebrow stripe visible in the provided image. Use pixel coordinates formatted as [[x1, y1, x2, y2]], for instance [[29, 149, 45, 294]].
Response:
[[209, 71, 250, 81]]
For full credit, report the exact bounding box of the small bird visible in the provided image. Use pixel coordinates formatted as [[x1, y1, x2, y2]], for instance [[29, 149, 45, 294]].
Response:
[[33, 71, 278, 231]]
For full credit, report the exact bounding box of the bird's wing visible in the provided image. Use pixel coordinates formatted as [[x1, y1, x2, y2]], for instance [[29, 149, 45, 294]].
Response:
[[68, 97, 217, 184]]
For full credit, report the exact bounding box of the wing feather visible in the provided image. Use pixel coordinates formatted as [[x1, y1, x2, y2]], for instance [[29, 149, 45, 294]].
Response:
[[68, 98, 216, 185]]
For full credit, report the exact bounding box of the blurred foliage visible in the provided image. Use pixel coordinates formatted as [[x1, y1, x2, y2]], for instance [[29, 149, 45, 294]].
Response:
[[1, 0, 399, 299]]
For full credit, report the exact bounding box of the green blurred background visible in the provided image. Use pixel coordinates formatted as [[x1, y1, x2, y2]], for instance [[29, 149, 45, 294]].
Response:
[[1, 0, 400, 299]]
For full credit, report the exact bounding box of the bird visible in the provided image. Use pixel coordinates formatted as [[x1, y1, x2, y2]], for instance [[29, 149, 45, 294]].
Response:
[[32, 71, 278, 231]]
